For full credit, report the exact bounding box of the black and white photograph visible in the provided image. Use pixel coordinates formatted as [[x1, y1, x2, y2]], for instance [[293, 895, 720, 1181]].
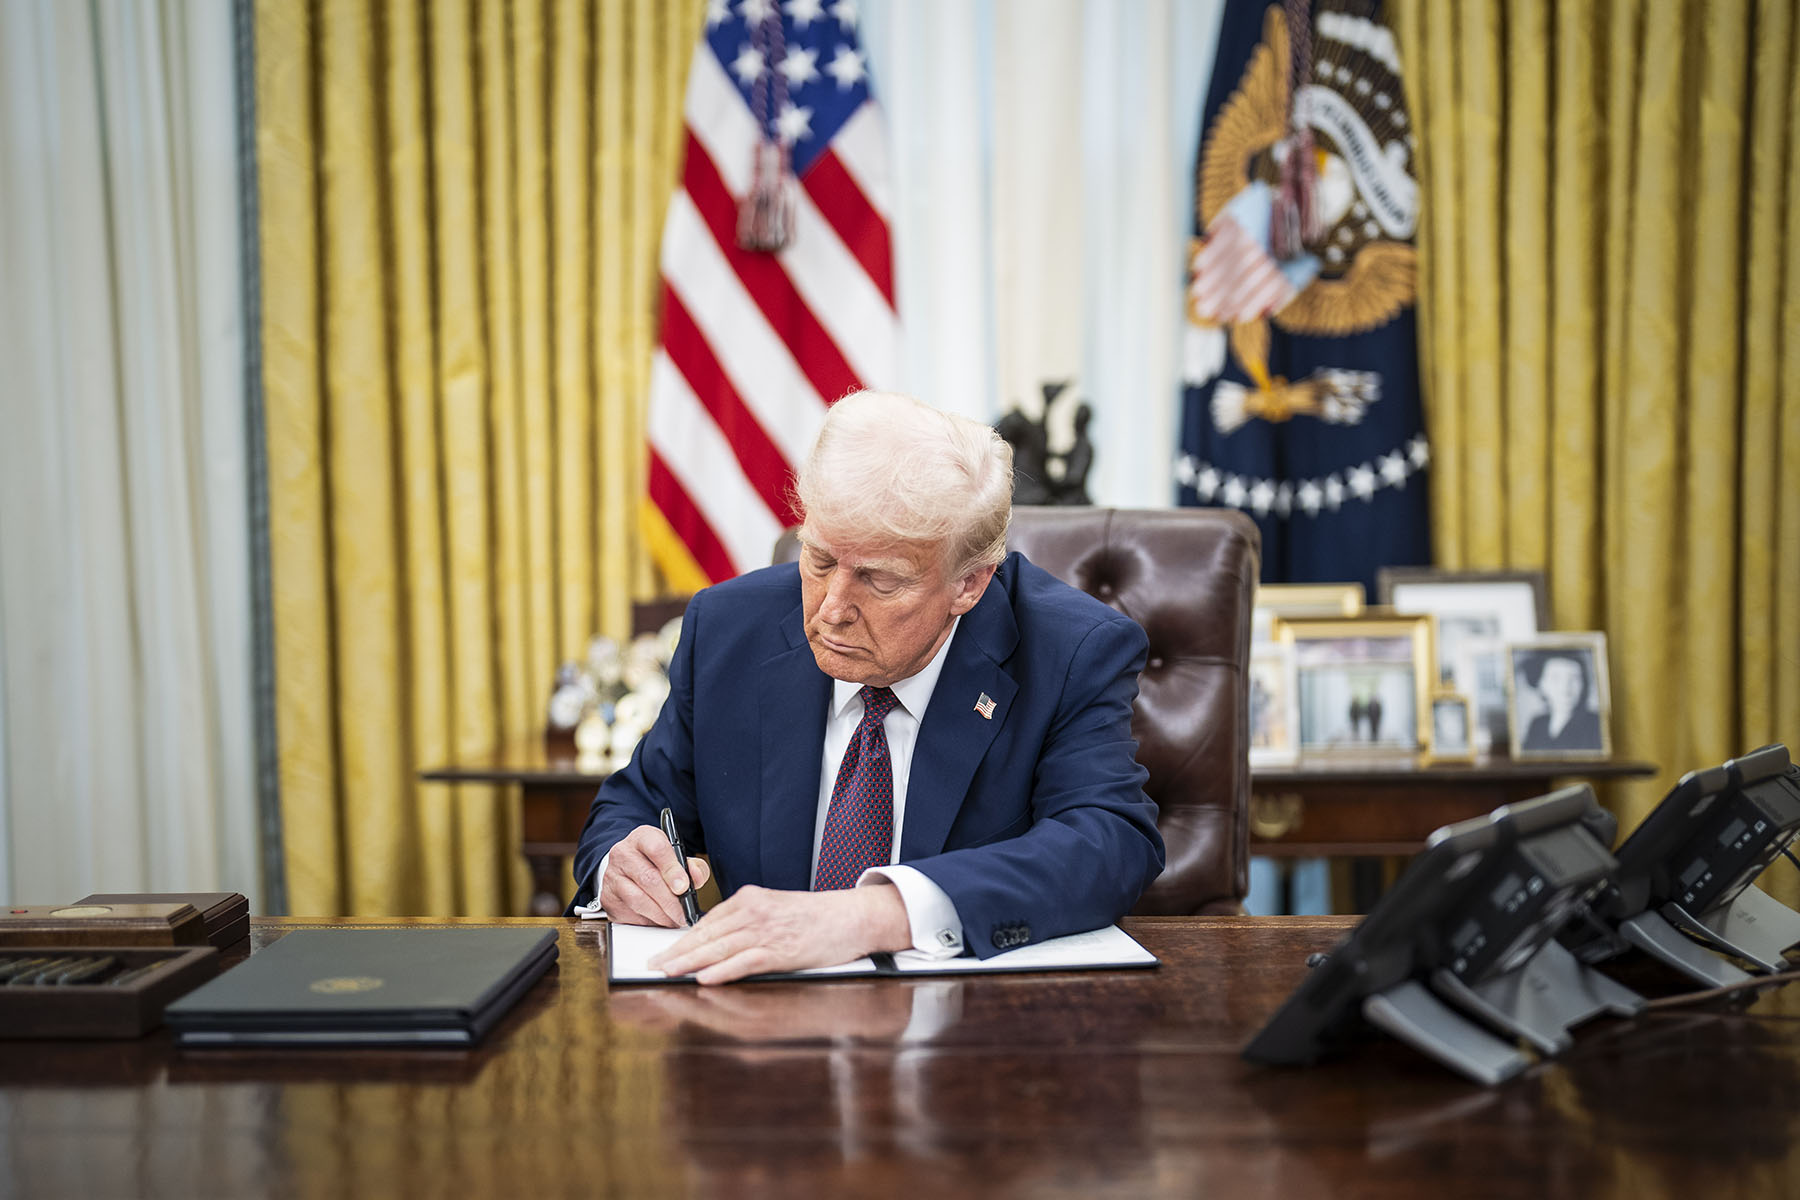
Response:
[[1377, 568, 1547, 753], [1276, 616, 1435, 757], [1506, 635, 1612, 760]]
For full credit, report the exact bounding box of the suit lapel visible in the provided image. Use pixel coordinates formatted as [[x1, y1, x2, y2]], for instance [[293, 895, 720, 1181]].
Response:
[[759, 613, 831, 892], [899, 574, 1020, 860]]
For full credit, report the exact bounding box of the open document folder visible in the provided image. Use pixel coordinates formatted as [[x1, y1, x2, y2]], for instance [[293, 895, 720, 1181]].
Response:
[[607, 922, 1157, 984]]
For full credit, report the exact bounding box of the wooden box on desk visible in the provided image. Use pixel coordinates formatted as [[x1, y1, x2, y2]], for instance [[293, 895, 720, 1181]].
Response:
[[77, 892, 250, 950], [0, 946, 218, 1038], [0, 903, 209, 948]]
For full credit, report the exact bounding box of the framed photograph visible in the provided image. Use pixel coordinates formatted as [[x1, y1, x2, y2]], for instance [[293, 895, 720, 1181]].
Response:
[[1505, 634, 1612, 761], [1247, 641, 1301, 767], [1424, 691, 1476, 764], [1375, 568, 1548, 754], [1275, 614, 1436, 757], [1253, 582, 1366, 644]]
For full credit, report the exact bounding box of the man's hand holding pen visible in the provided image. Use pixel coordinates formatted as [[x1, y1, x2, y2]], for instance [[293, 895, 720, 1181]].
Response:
[[601, 817, 915, 985], [597, 825, 713, 928]]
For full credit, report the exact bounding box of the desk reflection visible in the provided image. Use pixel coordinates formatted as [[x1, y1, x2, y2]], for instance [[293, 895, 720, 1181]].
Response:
[[611, 977, 1153, 1193], [609, 977, 962, 1044]]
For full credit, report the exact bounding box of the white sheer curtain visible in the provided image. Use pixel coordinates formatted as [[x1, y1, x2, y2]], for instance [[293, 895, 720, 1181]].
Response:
[[860, 0, 1225, 506], [0, 0, 262, 906]]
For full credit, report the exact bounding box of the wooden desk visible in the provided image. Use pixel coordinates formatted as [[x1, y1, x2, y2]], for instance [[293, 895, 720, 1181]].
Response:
[[5, 916, 1796, 1197], [423, 744, 1658, 915]]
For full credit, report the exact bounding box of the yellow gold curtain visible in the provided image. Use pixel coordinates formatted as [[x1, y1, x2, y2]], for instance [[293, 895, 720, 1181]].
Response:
[[255, 0, 703, 915], [1394, 0, 1800, 907]]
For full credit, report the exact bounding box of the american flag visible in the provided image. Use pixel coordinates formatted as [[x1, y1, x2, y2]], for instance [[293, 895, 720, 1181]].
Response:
[[647, 0, 899, 584], [1188, 184, 1304, 325]]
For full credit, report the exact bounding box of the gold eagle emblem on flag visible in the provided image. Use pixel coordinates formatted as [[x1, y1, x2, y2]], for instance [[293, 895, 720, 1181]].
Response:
[[1187, 4, 1418, 434]]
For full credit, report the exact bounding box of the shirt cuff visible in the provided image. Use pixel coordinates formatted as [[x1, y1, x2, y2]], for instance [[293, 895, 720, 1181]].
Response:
[[572, 853, 611, 920], [859, 864, 964, 958]]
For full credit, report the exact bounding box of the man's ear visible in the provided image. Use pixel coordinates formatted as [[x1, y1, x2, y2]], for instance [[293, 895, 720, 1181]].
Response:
[[949, 564, 998, 616]]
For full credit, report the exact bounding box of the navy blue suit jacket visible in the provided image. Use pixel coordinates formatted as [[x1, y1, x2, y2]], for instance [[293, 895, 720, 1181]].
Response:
[[568, 552, 1165, 957]]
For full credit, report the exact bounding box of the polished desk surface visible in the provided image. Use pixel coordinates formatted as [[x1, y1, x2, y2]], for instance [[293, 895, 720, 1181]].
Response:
[[5, 916, 1796, 1198]]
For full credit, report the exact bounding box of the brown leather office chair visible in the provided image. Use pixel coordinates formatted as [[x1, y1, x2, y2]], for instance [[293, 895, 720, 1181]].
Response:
[[778, 507, 1260, 915], [1005, 507, 1258, 915]]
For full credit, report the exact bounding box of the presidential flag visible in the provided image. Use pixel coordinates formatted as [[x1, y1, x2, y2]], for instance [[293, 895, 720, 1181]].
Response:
[[1176, 0, 1430, 593], [646, 0, 898, 585]]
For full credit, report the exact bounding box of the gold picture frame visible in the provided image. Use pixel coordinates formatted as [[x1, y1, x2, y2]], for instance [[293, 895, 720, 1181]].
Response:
[[1504, 633, 1613, 761], [1255, 583, 1365, 620], [1273, 613, 1436, 758], [1423, 690, 1477, 764]]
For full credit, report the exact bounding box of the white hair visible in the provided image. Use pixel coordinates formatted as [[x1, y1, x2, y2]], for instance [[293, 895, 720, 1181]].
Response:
[[794, 390, 1013, 579]]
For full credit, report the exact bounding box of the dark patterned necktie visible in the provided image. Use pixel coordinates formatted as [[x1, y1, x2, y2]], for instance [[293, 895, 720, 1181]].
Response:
[[814, 686, 900, 890]]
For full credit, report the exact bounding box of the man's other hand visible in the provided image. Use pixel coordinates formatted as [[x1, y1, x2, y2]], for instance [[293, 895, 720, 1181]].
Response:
[[647, 882, 912, 984], [599, 825, 713, 927]]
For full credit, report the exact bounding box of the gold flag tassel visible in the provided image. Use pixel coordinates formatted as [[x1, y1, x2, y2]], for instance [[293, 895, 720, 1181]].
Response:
[[737, 9, 795, 252], [738, 140, 795, 252], [1269, 0, 1319, 261]]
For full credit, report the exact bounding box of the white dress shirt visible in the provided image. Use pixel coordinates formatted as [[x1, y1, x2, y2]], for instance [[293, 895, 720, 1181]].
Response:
[[586, 618, 967, 959], [817, 619, 965, 958]]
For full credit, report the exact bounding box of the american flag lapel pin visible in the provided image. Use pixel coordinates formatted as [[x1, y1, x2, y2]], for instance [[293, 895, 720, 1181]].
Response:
[[974, 693, 996, 720]]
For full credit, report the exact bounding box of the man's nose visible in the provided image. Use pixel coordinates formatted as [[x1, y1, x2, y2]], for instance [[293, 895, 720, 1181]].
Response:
[[818, 569, 858, 623]]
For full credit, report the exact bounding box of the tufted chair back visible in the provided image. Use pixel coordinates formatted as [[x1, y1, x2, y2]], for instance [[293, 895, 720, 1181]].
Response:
[[776, 507, 1259, 914], [1004, 507, 1258, 915]]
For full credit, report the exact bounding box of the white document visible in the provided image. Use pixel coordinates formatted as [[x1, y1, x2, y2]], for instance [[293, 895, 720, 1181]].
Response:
[[606, 922, 880, 983], [890, 924, 1157, 973], [606, 921, 1155, 984]]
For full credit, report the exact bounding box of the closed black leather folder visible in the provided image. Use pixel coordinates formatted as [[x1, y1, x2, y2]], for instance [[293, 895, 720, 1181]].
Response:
[[164, 928, 558, 1046]]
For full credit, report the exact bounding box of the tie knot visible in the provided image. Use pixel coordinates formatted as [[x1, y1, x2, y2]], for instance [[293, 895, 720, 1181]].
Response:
[[859, 685, 899, 724]]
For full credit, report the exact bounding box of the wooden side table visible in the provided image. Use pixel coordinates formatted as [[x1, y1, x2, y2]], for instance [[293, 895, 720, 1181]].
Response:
[[1247, 756, 1658, 854], [420, 739, 610, 916], [1249, 755, 1658, 909], [424, 746, 1658, 916]]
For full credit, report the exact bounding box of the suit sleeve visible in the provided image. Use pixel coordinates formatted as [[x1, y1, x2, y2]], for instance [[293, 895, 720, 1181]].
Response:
[[904, 615, 1165, 957], [566, 597, 704, 913]]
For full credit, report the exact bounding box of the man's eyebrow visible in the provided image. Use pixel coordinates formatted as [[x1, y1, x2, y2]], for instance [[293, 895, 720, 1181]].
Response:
[[797, 538, 909, 573]]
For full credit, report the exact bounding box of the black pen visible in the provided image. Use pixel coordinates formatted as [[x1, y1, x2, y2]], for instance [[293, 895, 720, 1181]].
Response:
[[659, 806, 703, 927]]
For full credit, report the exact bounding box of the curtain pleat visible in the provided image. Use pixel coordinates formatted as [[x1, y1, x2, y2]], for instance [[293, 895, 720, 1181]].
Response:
[[1396, 0, 1800, 911], [257, 0, 698, 916], [1680, 5, 1750, 767], [1453, 0, 1505, 569], [1501, 0, 1549, 570], [320, 0, 412, 912], [1775, 1, 1800, 764], [427, 0, 506, 907], [384, 0, 443, 913], [551, 0, 594, 661], [478, 0, 533, 756], [1546, 0, 1604, 631], [1406, 0, 1464, 563], [258, 0, 340, 910]]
